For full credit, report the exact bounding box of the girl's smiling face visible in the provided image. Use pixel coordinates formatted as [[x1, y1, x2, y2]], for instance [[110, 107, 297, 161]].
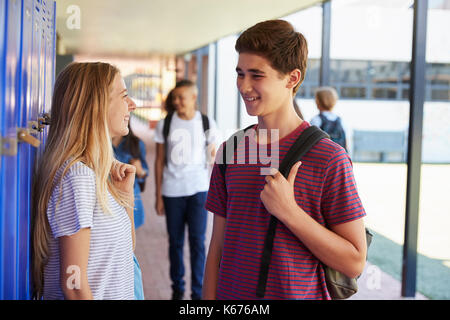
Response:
[[108, 74, 136, 138]]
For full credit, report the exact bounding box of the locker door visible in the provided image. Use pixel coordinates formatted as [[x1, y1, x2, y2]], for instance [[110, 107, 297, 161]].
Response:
[[30, 0, 41, 141], [40, 0, 54, 144], [16, 0, 35, 300], [0, 0, 23, 300], [44, 0, 55, 116], [38, 1, 45, 124], [0, 0, 5, 169], [0, 2, 5, 299], [33, 0, 54, 154], [0, 0, 55, 299]]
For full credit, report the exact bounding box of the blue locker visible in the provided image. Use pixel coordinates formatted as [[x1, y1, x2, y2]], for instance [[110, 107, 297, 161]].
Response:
[[0, 0, 23, 300], [30, 0, 41, 135], [16, 0, 35, 300], [0, 2, 5, 132], [0, 1, 4, 299], [42, 0, 55, 135], [0, 0, 56, 299]]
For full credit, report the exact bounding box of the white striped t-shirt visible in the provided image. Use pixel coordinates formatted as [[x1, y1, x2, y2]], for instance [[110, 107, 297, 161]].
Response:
[[43, 161, 134, 300]]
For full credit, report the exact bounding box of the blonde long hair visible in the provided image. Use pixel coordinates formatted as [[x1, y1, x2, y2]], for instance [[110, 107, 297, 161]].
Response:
[[31, 62, 130, 299]]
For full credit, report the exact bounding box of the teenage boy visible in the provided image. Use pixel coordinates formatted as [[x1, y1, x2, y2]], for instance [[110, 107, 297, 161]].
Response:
[[154, 80, 217, 300], [203, 20, 367, 300]]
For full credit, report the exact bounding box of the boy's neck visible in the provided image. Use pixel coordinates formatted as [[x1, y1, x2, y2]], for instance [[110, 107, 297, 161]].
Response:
[[177, 108, 196, 120], [256, 100, 303, 144]]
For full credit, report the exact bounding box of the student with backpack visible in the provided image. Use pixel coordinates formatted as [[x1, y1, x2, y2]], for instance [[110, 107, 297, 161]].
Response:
[[154, 80, 218, 300], [310, 87, 348, 152], [203, 20, 368, 300]]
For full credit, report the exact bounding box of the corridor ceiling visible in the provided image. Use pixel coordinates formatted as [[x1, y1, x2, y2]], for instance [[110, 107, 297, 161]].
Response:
[[55, 0, 325, 57]]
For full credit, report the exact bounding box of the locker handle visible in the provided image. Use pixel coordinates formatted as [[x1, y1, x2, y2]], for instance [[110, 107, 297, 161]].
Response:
[[29, 113, 51, 133], [38, 113, 51, 127], [17, 129, 41, 148]]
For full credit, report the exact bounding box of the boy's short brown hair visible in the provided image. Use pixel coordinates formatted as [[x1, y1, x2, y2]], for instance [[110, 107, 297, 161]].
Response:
[[314, 87, 339, 111], [235, 19, 308, 94]]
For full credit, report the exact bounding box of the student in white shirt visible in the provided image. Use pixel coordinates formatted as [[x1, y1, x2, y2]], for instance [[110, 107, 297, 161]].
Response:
[[154, 80, 217, 300]]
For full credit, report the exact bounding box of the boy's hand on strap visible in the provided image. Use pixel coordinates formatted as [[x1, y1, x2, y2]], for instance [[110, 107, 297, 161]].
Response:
[[260, 161, 302, 222]]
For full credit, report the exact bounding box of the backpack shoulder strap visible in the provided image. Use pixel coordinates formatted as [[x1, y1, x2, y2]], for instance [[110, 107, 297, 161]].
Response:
[[278, 126, 330, 176], [201, 113, 210, 146], [201, 113, 210, 132], [256, 125, 330, 298], [162, 112, 174, 144], [218, 124, 255, 178], [318, 112, 326, 121], [318, 113, 328, 130], [162, 112, 174, 166]]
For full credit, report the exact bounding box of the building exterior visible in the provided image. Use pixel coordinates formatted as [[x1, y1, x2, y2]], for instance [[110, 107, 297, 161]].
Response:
[[207, 1, 450, 163]]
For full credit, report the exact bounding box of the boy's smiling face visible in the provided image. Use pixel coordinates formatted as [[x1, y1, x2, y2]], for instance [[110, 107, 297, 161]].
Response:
[[172, 85, 197, 118], [236, 52, 294, 118]]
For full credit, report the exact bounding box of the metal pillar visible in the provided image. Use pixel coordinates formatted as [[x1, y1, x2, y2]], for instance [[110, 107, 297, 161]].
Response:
[[319, 0, 331, 87], [213, 41, 218, 122], [402, 0, 428, 298], [196, 48, 203, 108]]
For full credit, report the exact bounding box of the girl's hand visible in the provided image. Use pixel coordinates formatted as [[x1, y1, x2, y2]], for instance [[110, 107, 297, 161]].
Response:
[[111, 160, 136, 195]]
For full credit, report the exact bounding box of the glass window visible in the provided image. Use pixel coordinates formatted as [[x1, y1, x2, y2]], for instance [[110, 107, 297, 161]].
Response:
[[330, 0, 415, 300], [426, 64, 450, 101], [427, 63, 450, 86], [285, 4, 322, 101], [330, 60, 340, 83], [373, 87, 398, 99], [338, 60, 368, 83], [297, 59, 320, 99], [399, 62, 410, 85], [305, 59, 320, 83], [296, 86, 306, 97], [370, 61, 399, 85], [402, 88, 410, 100], [431, 89, 449, 100], [418, 2, 450, 301], [340, 86, 366, 98]]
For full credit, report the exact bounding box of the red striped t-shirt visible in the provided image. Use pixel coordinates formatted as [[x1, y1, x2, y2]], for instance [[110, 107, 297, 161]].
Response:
[[205, 121, 366, 300]]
